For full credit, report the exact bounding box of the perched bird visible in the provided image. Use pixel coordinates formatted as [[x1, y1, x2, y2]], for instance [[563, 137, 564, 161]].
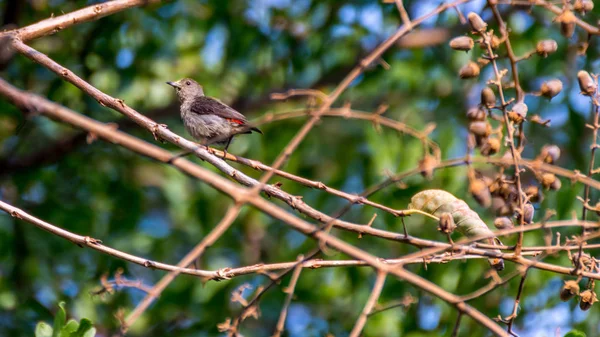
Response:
[[167, 78, 262, 152]]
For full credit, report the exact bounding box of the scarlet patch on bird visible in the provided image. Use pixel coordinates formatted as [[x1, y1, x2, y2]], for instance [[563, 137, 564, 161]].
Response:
[[227, 118, 244, 125]]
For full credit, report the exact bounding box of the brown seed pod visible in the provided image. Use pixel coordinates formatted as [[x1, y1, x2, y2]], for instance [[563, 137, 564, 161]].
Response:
[[574, 0, 594, 14], [519, 203, 535, 224], [467, 106, 487, 121], [494, 217, 514, 230], [512, 102, 528, 118], [481, 87, 496, 108], [540, 79, 563, 99], [480, 137, 500, 156], [540, 145, 561, 163], [469, 179, 492, 207], [578, 70, 597, 95], [556, 11, 577, 38], [525, 185, 542, 203], [449, 36, 474, 51], [438, 213, 456, 234], [536, 40, 558, 57], [540, 173, 557, 189], [469, 121, 491, 137], [560, 280, 580, 301], [550, 177, 562, 191], [467, 12, 487, 32], [492, 196, 513, 216], [459, 61, 480, 79], [419, 155, 438, 180], [579, 289, 598, 311]]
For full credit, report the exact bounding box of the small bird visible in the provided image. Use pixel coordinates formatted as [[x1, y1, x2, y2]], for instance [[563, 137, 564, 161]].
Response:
[[167, 78, 262, 153]]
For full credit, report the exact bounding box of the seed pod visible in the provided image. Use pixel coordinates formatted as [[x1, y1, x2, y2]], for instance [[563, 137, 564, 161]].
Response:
[[519, 203, 535, 224], [492, 196, 513, 216], [467, 106, 487, 121], [540, 79, 563, 99], [438, 213, 456, 234], [560, 280, 580, 301], [459, 61, 480, 79], [579, 289, 598, 311], [536, 40, 558, 57], [480, 137, 500, 156], [556, 11, 577, 38], [525, 185, 542, 203], [470, 179, 492, 207], [499, 151, 513, 168], [574, 0, 594, 14], [578, 70, 597, 95], [481, 87, 496, 108], [419, 155, 438, 180], [540, 173, 557, 189], [467, 12, 487, 32], [550, 177, 562, 191], [512, 102, 528, 118], [540, 145, 561, 163], [450, 36, 474, 51], [494, 217, 513, 230], [469, 121, 491, 137]]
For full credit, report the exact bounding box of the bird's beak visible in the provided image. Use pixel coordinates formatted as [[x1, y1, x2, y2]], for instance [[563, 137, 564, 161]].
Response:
[[166, 81, 180, 88]]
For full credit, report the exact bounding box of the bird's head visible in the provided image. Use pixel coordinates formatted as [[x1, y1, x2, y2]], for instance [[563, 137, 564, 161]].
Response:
[[166, 78, 204, 101]]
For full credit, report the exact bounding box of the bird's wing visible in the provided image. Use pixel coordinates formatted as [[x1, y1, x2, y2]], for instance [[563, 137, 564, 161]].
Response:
[[190, 96, 249, 124]]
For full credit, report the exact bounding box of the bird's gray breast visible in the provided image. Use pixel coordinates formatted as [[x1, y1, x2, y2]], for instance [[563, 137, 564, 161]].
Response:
[[180, 101, 233, 142]]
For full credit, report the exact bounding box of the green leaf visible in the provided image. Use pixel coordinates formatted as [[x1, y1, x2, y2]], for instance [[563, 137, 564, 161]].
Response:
[[69, 318, 95, 337], [565, 330, 586, 337], [59, 320, 79, 337], [52, 302, 67, 337], [35, 322, 53, 337]]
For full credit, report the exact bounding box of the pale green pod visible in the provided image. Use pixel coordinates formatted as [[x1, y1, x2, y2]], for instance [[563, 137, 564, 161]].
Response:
[[408, 189, 504, 270]]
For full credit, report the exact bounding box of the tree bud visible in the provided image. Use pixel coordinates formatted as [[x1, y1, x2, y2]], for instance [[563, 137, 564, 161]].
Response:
[[480, 137, 500, 156], [560, 280, 580, 301], [578, 70, 596, 95], [481, 87, 496, 108], [449, 36, 474, 51], [540, 145, 561, 163], [536, 40, 558, 57], [467, 12, 487, 32], [469, 121, 491, 137], [579, 289, 598, 311], [459, 61, 480, 79], [540, 79, 563, 99], [494, 217, 513, 230]]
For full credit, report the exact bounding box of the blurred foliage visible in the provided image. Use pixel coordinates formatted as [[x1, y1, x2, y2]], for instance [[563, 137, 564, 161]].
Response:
[[1, 0, 600, 336]]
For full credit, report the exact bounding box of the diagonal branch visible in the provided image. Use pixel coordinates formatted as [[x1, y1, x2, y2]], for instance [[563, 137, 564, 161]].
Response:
[[0, 0, 165, 41], [0, 78, 509, 337]]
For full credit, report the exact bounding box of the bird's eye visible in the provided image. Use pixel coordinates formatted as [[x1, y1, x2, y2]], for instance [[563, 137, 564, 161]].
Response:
[[186, 81, 191, 86]]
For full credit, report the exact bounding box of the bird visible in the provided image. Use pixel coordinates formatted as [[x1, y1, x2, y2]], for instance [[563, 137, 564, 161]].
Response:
[[167, 78, 262, 154]]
